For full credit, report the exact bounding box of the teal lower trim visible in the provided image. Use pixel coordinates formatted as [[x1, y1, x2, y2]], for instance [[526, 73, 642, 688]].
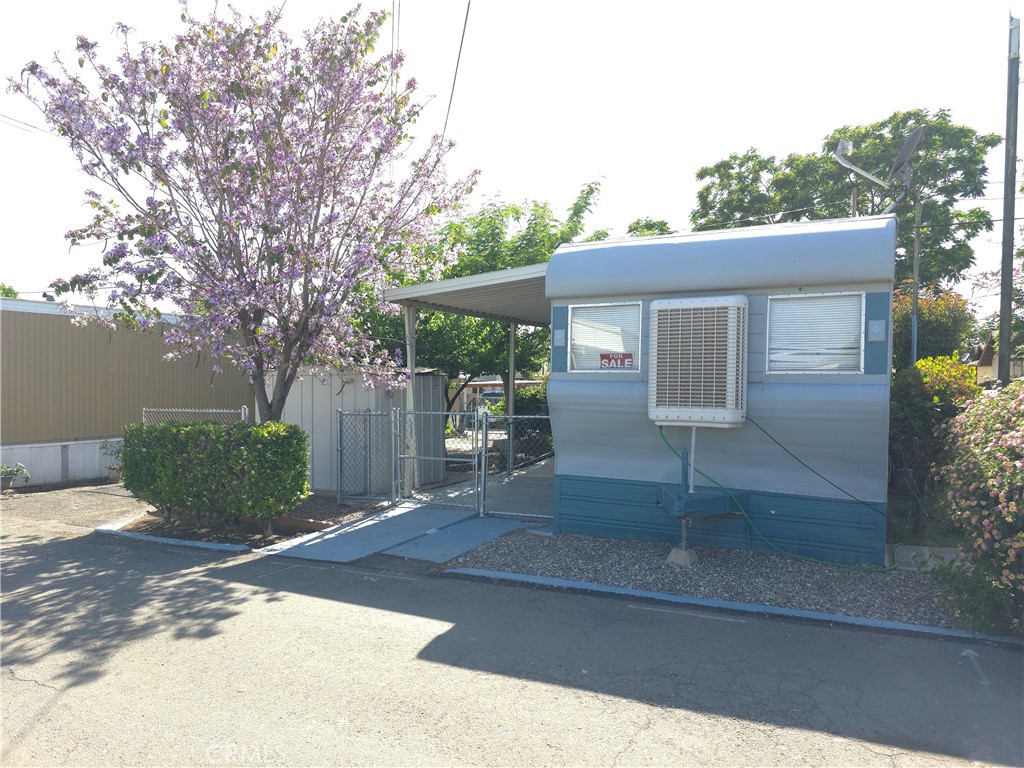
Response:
[[553, 475, 887, 565]]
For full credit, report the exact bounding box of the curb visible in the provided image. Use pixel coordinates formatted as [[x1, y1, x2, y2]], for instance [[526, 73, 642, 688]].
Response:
[[445, 567, 1024, 648], [95, 518, 251, 553]]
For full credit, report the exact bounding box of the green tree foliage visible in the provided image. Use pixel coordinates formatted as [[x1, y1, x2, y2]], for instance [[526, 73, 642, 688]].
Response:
[[583, 217, 676, 242], [366, 182, 601, 409], [0, 283, 18, 298], [891, 284, 975, 371], [689, 109, 1001, 284], [934, 380, 1024, 635], [625, 218, 675, 237]]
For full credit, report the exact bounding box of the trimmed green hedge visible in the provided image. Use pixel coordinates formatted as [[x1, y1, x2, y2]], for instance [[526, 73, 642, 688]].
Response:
[[121, 421, 309, 528]]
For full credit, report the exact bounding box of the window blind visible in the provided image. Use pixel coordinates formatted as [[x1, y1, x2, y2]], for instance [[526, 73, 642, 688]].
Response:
[[569, 303, 641, 371], [767, 293, 863, 372]]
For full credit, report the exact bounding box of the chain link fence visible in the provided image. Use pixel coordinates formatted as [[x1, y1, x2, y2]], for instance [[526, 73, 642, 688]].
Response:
[[335, 408, 553, 516], [398, 409, 482, 510], [337, 410, 395, 503], [141, 406, 249, 425], [482, 414, 553, 476]]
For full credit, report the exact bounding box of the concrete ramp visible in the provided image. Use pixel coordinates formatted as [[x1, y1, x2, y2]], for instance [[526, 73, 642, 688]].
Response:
[[261, 503, 527, 564]]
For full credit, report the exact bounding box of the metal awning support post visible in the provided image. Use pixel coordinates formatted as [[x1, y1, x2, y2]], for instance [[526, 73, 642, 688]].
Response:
[[403, 305, 418, 491], [508, 323, 516, 417], [404, 306, 417, 411], [507, 322, 516, 478]]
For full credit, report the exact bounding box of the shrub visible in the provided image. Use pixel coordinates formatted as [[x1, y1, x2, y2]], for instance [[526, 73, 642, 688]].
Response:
[[916, 354, 980, 409], [889, 356, 980, 536], [122, 421, 309, 533], [934, 381, 1024, 635], [891, 285, 973, 372], [493, 383, 548, 416]]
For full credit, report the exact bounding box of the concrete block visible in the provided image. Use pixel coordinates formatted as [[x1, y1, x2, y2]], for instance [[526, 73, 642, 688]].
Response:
[[667, 546, 699, 566]]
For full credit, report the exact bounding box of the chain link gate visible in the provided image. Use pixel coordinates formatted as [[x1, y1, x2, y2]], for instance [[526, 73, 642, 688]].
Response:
[[480, 413, 554, 520], [337, 408, 553, 519], [337, 408, 488, 512], [394, 409, 484, 511], [336, 410, 396, 504]]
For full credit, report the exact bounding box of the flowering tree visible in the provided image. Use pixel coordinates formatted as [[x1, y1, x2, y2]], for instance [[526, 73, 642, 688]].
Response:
[[12, 6, 475, 421]]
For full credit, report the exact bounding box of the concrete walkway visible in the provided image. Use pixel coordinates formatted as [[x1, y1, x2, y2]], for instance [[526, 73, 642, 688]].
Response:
[[261, 459, 554, 565], [484, 458, 554, 518], [261, 502, 530, 564]]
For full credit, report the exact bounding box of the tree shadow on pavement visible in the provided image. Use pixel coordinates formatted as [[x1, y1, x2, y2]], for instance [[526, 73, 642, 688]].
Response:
[[206, 554, 1024, 767], [1, 531, 260, 689]]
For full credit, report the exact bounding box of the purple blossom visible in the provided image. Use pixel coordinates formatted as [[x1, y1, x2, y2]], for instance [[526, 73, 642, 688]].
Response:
[[14, 5, 476, 422]]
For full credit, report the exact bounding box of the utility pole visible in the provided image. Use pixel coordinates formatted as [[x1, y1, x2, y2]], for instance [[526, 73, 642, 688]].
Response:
[[999, 15, 1020, 386], [911, 198, 922, 365]]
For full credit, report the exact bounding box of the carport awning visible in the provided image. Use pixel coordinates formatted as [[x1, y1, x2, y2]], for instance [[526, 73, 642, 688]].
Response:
[[383, 263, 550, 326]]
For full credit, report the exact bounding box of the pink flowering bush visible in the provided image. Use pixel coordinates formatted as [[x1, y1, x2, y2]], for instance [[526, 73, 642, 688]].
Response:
[[935, 380, 1024, 635]]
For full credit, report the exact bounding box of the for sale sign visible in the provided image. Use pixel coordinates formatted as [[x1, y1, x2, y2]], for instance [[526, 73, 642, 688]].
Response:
[[599, 352, 634, 369]]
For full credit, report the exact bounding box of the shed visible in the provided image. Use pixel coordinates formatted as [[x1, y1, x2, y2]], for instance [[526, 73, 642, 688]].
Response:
[[271, 370, 446, 496]]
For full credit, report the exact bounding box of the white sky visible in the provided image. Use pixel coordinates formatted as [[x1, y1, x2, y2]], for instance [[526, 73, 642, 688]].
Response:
[[2, 0, 1020, 317]]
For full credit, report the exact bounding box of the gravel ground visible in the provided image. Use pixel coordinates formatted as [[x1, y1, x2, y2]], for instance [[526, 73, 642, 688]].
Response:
[[446, 530, 964, 630]]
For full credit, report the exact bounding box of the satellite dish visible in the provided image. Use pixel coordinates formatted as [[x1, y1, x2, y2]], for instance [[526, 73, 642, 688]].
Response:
[[887, 125, 927, 183], [833, 125, 927, 215]]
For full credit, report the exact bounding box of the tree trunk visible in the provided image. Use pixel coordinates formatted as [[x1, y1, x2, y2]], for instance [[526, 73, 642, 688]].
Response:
[[446, 375, 476, 412], [253, 373, 274, 422], [500, 371, 511, 413], [251, 369, 294, 422]]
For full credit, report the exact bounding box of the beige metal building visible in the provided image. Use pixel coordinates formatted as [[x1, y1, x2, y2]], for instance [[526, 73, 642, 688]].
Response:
[[1, 298, 254, 484]]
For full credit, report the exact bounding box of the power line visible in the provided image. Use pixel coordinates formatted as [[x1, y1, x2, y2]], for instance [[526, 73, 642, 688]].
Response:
[[0, 111, 60, 138], [441, 0, 471, 144]]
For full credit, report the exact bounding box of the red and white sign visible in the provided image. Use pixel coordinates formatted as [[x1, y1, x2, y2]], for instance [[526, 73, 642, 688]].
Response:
[[599, 352, 634, 369]]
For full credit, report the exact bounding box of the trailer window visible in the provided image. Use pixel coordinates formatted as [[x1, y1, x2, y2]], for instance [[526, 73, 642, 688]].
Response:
[[767, 292, 864, 373], [568, 302, 642, 372]]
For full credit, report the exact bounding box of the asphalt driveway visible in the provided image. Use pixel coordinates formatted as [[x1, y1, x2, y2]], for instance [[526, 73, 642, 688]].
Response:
[[2, 497, 1022, 767]]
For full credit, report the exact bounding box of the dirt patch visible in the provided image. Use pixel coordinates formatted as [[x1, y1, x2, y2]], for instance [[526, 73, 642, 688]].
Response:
[[121, 514, 293, 547], [117, 493, 387, 547], [3, 483, 386, 547], [2, 482, 151, 530]]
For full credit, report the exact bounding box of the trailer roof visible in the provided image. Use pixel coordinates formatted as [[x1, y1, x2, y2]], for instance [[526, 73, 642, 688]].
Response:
[[383, 216, 897, 326]]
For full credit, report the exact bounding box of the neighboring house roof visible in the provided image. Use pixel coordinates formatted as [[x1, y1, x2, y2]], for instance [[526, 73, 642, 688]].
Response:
[[977, 337, 996, 366], [0, 297, 181, 324]]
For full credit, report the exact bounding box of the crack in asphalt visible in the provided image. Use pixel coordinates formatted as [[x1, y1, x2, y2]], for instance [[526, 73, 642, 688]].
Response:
[[610, 712, 655, 766], [3, 666, 60, 692]]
